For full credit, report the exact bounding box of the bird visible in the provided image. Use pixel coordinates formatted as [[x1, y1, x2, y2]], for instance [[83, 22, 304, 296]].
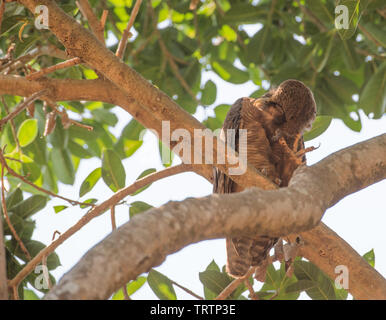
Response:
[[213, 79, 317, 278]]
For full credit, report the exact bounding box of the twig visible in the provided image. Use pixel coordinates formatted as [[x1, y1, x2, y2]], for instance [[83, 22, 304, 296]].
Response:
[[297, 0, 328, 33], [0, 45, 68, 74], [110, 205, 116, 230], [26, 57, 81, 80], [100, 10, 108, 30], [0, 89, 47, 127], [8, 164, 192, 288], [157, 32, 200, 104], [116, 0, 143, 59], [170, 279, 203, 300], [358, 24, 383, 48], [76, 0, 105, 44], [131, 29, 157, 59], [1, 157, 31, 261], [189, 0, 200, 10], [215, 267, 256, 300], [51, 230, 61, 241], [45, 101, 94, 132], [0, 150, 95, 208], [244, 278, 259, 300], [110, 205, 131, 300], [356, 48, 386, 61], [12, 285, 18, 300], [1, 97, 21, 152]]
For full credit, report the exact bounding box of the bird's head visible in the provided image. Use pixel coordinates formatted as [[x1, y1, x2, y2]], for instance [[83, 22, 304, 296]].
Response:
[[271, 79, 317, 136]]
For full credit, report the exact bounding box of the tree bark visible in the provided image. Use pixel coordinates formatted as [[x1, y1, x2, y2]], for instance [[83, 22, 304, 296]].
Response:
[[289, 223, 386, 300], [7, 0, 385, 300], [44, 134, 386, 300]]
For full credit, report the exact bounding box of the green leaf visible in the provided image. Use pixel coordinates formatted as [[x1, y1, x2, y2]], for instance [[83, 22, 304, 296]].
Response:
[[335, 0, 368, 40], [91, 109, 118, 127], [17, 119, 38, 147], [79, 167, 102, 197], [69, 124, 98, 141], [206, 260, 220, 272], [129, 201, 153, 218], [294, 260, 336, 300], [222, 3, 265, 24], [245, 26, 270, 65], [361, 22, 386, 47], [341, 39, 361, 70], [24, 289, 40, 300], [219, 25, 237, 42], [48, 118, 68, 148], [68, 140, 92, 159], [334, 286, 348, 300], [211, 60, 249, 84], [5, 187, 23, 210], [359, 63, 386, 119], [214, 104, 231, 124], [51, 148, 75, 185], [260, 263, 299, 300], [22, 160, 41, 183], [324, 74, 358, 105], [12, 240, 60, 269], [102, 149, 126, 192], [314, 32, 335, 72], [53, 205, 68, 213], [303, 116, 332, 141], [80, 198, 97, 209], [363, 249, 375, 267], [115, 120, 145, 158], [159, 141, 174, 167], [147, 269, 177, 300], [202, 260, 221, 300], [201, 80, 217, 106], [112, 276, 147, 300], [199, 269, 232, 297], [131, 168, 157, 195], [9, 195, 47, 219], [286, 279, 316, 293]]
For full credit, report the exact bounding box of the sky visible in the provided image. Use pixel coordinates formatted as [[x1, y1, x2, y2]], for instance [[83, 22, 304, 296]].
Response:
[[28, 68, 386, 300]]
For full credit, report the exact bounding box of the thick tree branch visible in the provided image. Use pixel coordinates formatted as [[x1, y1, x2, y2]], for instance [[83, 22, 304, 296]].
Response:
[[0, 75, 214, 181], [9, 0, 386, 300], [289, 223, 386, 301], [18, 0, 273, 190], [44, 134, 386, 300]]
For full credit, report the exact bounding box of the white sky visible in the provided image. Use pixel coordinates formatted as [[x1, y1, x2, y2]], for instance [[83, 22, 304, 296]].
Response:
[[27, 69, 386, 300]]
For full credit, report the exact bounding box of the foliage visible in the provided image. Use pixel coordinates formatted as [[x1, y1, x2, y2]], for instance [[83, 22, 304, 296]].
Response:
[[0, 0, 384, 299]]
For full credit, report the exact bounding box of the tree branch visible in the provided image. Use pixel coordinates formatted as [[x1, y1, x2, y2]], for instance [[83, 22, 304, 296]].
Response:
[[76, 0, 105, 44], [7, 164, 194, 289], [17, 0, 273, 190], [0, 89, 47, 127], [115, 0, 142, 59], [9, 0, 386, 301], [43, 134, 386, 300], [288, 223, 386, 300]]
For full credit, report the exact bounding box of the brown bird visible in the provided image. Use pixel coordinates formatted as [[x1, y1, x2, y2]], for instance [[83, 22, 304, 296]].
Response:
[[213, 79, 317, 278]]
